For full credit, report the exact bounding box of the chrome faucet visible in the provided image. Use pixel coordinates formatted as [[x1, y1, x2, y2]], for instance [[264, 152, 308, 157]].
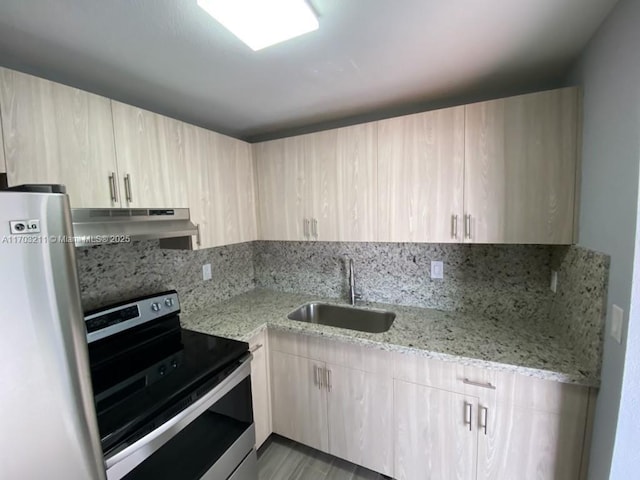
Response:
[[347, 257, 362, 306]]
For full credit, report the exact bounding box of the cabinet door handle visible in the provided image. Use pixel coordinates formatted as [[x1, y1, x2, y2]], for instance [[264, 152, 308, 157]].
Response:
[[464, 214, 472, 239], [326, 368, 332, 392], [108, 172, 118, 203], [464, 402, 473, 431], [124, 173, 133, 203], [311, 218, 318, 239], [451, 214, 458, 239], [462, 378, 496, 390], [480, 406, 488, 435], [249, 343, 263, 353], [303, 218, 310, 240], [196, 224, 202, 247], [313, 365, 320, 389]]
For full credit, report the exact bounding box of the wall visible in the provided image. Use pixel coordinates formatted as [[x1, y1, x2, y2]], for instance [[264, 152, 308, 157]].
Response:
[[76, 240, 255, 314], [254, 241, 555, 322], [567, 0, 640, 476]]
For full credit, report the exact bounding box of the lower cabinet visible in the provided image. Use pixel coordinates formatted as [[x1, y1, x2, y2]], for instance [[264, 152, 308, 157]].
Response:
[[394, 380, 478, 480], [267, 330, 594, 480], [271, 350, 329, 451], [248, 330, 272, 449], [270, 342, 393, 476]]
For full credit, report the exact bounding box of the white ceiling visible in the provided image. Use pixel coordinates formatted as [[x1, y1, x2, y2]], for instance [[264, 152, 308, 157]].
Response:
[[0, 0, 618, 141]]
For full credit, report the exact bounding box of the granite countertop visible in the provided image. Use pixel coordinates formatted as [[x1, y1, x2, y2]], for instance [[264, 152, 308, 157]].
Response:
[[180, 288, 598, 387]]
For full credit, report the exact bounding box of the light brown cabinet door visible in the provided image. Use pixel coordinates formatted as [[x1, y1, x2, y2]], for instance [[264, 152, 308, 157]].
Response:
[[249, 331, 271, 449], [378, 107, 465, 243], [270, 350, 329, 452], [0, 68, 119, 207], [394, 379, 478, 480], [326, 363, 393, 476], [476, 376, 589, 480], [254, 137, 307, 240], [464, 87, 579, 244], [111, 101, 188, 208], [304, 123, 378, 241]]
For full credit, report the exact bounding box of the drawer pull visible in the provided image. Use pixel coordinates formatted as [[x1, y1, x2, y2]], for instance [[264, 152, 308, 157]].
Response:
[[462, 378, 496, 390], [249, 343, 263, 353]]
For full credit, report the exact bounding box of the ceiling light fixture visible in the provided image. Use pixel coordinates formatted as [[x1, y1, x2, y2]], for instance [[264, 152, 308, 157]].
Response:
[[197, 0, 319, 51]]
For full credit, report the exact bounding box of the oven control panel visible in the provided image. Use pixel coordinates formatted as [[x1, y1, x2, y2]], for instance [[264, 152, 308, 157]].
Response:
[[85, 291, 180, 343]]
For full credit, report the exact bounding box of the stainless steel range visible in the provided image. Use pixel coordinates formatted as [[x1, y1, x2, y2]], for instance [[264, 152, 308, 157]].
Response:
[[85, 291, 258, 480]]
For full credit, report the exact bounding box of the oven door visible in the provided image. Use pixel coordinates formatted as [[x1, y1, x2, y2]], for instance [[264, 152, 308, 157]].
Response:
[[105, 354, 255, 480]]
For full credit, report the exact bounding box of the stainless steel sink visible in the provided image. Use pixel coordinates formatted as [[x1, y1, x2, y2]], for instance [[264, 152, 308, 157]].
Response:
[[287, 303, 396, 333]]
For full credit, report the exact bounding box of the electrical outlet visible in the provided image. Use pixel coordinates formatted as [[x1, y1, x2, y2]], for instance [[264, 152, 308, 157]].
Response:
[[550, 271, 558, 293], [611, 304, 623, 344], [431, 261, 444, 279], [202, 263, 212, 281]]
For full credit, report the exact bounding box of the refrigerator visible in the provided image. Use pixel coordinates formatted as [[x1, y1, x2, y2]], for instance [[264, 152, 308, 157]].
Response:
[[0, 186, 105, 479]]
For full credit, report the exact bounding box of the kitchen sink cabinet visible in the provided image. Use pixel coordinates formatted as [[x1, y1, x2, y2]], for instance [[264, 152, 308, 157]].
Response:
[[248, 330, 272, 449], [254, 123, 378, 242], [377, 106, 465, 243], [326, 362, 393, 476], [269, 331, 393, 476], [0, 67, 119, 207], [464, 87, 580, 244], [182, 123, 257, 249], [111, 101, 189, 209]]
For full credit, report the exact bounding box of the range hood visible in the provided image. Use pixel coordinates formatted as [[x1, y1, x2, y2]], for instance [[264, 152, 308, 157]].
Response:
[[71, 208, 198, 247]]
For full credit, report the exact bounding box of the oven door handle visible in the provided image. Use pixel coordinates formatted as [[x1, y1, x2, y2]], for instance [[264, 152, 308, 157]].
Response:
[[105, 353, 253, 479]]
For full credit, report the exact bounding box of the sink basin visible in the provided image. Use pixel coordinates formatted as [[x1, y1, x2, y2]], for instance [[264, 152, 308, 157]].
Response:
[[287, 303, 396, 333]]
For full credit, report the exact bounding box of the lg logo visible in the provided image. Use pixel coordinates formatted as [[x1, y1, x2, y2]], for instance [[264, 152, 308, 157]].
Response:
[[10, 219, 40, 234]]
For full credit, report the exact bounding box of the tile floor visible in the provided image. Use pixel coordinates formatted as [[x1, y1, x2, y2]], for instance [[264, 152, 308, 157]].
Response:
[[257, 435, 389, 480]]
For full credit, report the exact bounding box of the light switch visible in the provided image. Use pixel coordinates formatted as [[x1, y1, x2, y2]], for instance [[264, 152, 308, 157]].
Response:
[[431, 261, 444, 279], [611, 304, 623, 344], [202, 263, 212, 281]]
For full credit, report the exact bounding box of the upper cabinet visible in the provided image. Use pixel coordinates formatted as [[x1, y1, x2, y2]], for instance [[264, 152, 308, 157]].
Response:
[[254, 124, 378, 242], [184, 123, 257, 249], [377, 107, 465, 243], [111, 101, 189, 208], [256, 87, 580, 245], [464, 87, 579, 244], [305, 124, 378, 242], [0, 68, 119, 207], [254, 136, 306, 241]]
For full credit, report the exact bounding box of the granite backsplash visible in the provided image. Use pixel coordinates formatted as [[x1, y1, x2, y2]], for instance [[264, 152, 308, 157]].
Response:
[[253, 241, 556, 323], [76, 239, 609, 378], [76, 240, 255, 314]]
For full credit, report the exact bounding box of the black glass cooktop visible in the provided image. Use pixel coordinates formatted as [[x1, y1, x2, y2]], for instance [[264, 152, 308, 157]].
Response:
[[87, 314, 248, 457]]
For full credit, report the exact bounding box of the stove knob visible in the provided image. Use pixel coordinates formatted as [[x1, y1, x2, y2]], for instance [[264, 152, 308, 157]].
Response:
[[151, 302, 161, 312], [165, 298, 174, 308], [158, 365, 166, 376], [171, 359, 178, 369]]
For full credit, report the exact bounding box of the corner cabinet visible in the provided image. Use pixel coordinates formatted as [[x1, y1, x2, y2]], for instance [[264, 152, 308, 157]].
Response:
[[0, 68, 119, 207], [254, 123, 378, 242], [464, 87, 579, 244], [183, 123, 257, 249]]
